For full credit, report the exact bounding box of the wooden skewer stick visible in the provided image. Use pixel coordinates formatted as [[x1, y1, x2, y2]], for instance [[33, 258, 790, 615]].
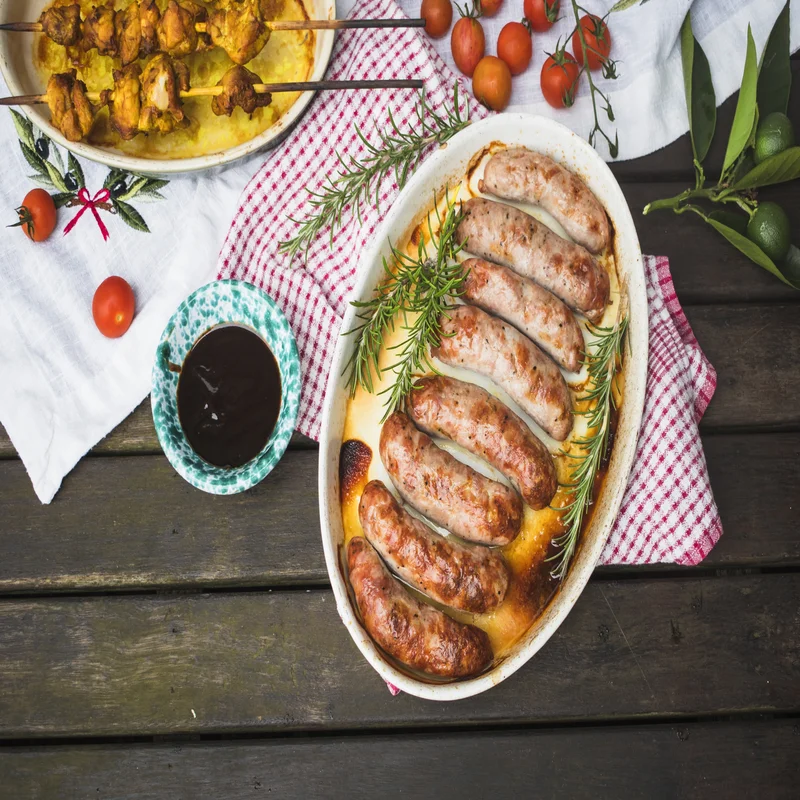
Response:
[[0, 79, 425, 106], [0, 18, 427, 34]]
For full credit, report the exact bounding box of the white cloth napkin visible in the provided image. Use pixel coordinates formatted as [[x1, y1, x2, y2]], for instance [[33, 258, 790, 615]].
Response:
[[0, 94, 257, 502], [1, 0, 797, 503]]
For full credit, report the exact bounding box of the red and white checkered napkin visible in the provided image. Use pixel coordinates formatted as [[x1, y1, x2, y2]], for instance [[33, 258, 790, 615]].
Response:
[[217, 0, 722, 566]]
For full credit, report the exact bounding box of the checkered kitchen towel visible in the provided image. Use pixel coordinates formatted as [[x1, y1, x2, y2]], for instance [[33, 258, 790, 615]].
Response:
[[218, 0, 722, 565]]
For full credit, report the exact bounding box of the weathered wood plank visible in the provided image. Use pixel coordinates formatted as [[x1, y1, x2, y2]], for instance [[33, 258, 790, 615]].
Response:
[[0, 399, 314, 459], [0, 574, 796, 737], [686, 305, 800, 431], [2, 719, 797, 800], [1, 302, 798, 460], [0, 432, 797, 593]]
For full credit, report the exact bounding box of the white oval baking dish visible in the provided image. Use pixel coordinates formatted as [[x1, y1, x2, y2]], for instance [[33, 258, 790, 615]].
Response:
[[0, 0, 336, 174], [318, 113, 648, 700]]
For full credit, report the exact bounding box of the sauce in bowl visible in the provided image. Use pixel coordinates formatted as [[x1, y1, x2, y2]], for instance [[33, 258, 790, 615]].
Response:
[[177, 325, 281, 468]]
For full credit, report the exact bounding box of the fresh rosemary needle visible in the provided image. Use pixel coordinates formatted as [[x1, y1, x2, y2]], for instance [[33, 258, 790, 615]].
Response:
[[278, 84, 471, 265], [549, 316, 629, 581], [342, 198, 466, 419]]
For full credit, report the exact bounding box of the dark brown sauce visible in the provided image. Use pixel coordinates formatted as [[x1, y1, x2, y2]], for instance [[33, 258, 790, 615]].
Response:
[[177, 325, 281, 468]]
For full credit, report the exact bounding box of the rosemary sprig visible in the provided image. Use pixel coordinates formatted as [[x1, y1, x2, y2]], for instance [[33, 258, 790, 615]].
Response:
[[278, 84, 471, 265], [342, 197, 467, 419], [549, 316, 628, 581]]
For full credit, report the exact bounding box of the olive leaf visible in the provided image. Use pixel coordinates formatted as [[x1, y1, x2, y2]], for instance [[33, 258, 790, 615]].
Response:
[[67, 152, 85, 189], [732, 146, 800, 189], [113, 198, 150, 233], [51, 192, 76, 209], [44, 161, 68, 193], [49, 140, 65, 174], [680, 12, 716, 164], [610, 0, 644, 10], [722, 26, 758, 176], [757, 1, 791, 117], [103, 168, 126, 190], [706, 217, 800, 289], [708, 208, 748, 236], [10, 109, 35, 150], [116, 176, 150, 201]]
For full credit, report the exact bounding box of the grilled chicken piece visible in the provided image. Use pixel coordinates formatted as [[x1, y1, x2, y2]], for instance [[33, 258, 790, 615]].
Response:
[[207, 0, 271, 65], [211, 65, 271, 116], [82, 3, 118, 56], [40, 4, 82, 47], [156, 0, 207, 57], [139, 0, 161, 56], [46, 71, 95, 142], [138, 54, 190, 134], [114, 3, 142, 66], [107, 64, 143, 140]]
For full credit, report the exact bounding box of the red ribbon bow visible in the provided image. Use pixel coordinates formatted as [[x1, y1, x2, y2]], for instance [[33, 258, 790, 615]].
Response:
[[63, 188, 112, 241]]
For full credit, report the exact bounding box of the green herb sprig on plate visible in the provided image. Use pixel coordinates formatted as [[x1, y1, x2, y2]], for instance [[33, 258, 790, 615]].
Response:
[[645, 2, 800, 289], [343, 196, 466, 420], [279, 85, 471, 265], [550, 315, 628, 581]]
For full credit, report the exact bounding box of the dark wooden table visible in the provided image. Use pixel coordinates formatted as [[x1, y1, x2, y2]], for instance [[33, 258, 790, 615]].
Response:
[[1, 75, 799, 799]]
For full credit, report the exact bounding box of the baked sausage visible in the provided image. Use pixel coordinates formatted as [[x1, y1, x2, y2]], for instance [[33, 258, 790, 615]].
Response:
[[407, 376, 558, 509], [456, 197, 609, 322], [461, 257, 584, 372], [480, 148, 610, 254], [433, 305, 573, 441], [379, 411, 522, 546], [359, 480, 510, 613], [347, 536, 493, 678]]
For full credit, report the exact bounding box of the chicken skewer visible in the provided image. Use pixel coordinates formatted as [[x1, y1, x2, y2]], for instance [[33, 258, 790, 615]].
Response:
[[0, 1, 426, 66], [0, 56, 424, 142]]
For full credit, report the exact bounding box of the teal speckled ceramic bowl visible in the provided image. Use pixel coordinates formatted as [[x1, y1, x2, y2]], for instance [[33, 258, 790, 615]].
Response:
[[152, 280, 301, 495]]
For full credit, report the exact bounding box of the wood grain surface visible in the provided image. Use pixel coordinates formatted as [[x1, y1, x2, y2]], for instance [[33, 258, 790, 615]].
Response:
[[2, 719, 797, 800], [0, 574, 796, 737]]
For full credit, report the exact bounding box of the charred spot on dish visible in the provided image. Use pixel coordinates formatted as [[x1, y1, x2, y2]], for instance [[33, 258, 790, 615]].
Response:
[[340, 439, 372, 503]]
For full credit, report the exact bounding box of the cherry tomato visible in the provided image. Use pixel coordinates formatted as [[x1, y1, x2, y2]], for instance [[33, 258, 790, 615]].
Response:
[[497, 21, 532, 76], [540, 52, 580, 108], [451, 10, 485, 77], [479, 0, 503, 17], [92, 276, 136, 339], [421, 0, 453, 38], [472, 56, 512, 111], [524, 0, 559, 32], [572, 14, 611, 71], [15, 188, 57, 242]]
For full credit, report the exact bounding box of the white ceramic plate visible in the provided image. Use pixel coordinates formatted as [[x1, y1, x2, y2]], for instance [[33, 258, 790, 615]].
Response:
[[0, 0, 336, 174], [318, 113, 648, 701]]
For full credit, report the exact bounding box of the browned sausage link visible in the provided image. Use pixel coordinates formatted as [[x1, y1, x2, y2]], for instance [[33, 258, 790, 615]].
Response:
[[359, 480, 510, 613], [461, 257, 584, 372], [433, 305, 573, 441], [347, 536, 493, 678], [407, 376, 558, 509], [379, 411, 522, 546], [456, 197, 609, 322], [479, 148, 610, 254]]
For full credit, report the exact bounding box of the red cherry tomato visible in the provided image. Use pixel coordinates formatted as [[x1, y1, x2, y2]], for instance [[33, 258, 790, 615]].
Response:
[[479, 0, 503, 16], [92, 276, 136, 339], [524, 0, 559, 32], [540, 52, 580, 108], [472, 56, 512, 111], [451, 9, 485, 77], [421, 0, 453, 38], [572, 14, 612, 71], [497, 21, 532, 76], [15, 188, 57, 242]]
